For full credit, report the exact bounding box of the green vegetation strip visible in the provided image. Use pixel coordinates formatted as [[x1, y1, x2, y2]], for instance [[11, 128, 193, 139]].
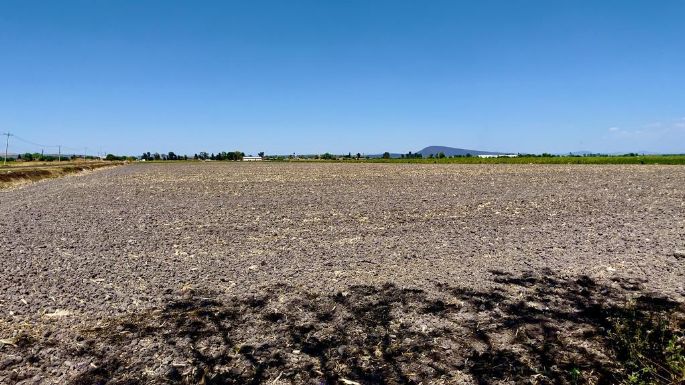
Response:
[[360, 155, 685, 165]]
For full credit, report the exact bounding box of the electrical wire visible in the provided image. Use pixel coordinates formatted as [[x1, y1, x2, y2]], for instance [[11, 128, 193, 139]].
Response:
[[12, 135, 61, 149], [6, 133, 97, 156]]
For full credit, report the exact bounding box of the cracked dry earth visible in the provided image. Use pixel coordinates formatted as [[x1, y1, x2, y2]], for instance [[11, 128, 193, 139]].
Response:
[[1, 162, 684, 385]]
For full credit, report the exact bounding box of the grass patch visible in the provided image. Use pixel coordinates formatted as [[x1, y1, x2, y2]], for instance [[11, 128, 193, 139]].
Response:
[[609, 301, 685, 384]]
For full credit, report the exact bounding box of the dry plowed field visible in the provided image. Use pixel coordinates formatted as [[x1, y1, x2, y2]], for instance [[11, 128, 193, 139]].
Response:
[[1, 163, 684, 384]]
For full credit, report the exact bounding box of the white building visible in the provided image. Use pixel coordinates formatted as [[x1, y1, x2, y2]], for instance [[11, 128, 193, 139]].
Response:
[[243, 156, 263, 161], [477, 154, 518, 158]]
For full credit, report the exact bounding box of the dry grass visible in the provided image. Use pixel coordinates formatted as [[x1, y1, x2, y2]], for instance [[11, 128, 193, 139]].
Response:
[[0, 161, 123, 189]]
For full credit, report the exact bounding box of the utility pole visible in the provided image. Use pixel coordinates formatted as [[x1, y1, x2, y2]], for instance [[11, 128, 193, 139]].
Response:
[[2, 132, 12, 166]]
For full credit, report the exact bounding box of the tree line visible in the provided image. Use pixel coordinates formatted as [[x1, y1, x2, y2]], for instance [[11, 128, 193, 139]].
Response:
[[140, 151, 249, 161], [16, 152, 130, 162]]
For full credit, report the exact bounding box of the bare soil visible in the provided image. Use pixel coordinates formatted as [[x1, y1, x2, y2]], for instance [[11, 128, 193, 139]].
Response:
[[1, 163, 684, 384]]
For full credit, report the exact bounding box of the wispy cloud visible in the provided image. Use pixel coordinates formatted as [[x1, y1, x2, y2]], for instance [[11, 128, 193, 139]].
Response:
[[607, 126, 641, 136], [675, 118, 685, 129], [601, 116, 685, 153], [608, 117, 685, 137]]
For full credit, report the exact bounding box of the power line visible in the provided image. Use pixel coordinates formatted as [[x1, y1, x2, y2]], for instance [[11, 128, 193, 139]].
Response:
[[3, 132, 104, 162], [11, 134, 87, 152], [59, 145, 82, 152], [12, 134, 61, 149], [8, 134, 95, 156]]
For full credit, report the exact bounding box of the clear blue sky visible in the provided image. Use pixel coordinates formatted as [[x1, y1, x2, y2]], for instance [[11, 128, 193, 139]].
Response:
[[1, 1, 683, 156]]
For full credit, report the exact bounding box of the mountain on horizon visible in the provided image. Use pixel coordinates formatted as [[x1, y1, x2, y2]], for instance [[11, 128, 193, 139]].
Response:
[[567, 150, 595, 156], [417, 146, 506, 157]]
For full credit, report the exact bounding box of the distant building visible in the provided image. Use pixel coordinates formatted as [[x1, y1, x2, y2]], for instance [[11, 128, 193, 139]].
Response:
[[477, 154, 518, 158], [243, 156, 263, 161]]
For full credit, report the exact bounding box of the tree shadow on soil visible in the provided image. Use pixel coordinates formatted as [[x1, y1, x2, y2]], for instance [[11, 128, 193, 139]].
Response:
[[7, 270, 684, 385]]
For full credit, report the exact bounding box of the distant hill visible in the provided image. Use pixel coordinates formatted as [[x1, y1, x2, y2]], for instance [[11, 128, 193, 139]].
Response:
[[366, 153, 404, 158], [417, 146, 506, 157], [567, 150, 595, 156]]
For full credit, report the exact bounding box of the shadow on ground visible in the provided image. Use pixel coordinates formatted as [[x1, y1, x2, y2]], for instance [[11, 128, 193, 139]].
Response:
[[3, 270, 684, 385]]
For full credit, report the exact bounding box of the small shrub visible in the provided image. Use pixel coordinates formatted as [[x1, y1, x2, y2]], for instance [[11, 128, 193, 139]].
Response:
[[609, 301, 685, 384]]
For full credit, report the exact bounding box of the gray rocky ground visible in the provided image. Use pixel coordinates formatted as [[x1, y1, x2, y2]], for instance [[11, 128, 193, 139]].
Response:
[[1, 163, 684, 384]]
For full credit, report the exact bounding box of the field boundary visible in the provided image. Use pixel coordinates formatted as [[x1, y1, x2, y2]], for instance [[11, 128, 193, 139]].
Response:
[[0, 162, 125, 189]]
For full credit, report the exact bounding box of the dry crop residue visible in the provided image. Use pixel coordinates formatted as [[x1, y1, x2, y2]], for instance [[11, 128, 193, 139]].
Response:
[[1, 162, 684, 384]]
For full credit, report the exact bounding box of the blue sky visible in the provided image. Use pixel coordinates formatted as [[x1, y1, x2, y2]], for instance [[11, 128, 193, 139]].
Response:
[[1, 1, 683, 156]]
